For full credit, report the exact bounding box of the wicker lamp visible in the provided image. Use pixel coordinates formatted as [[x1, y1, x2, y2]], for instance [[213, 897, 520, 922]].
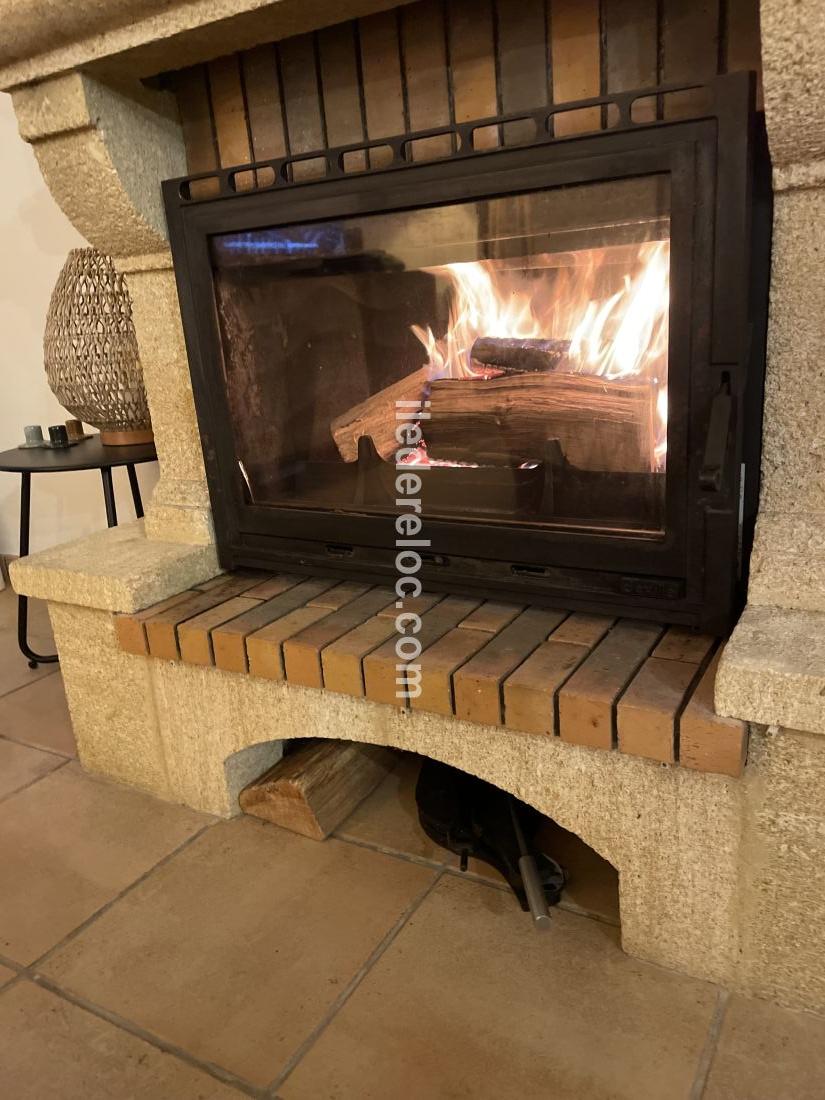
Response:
[[44, 248, 153, 446]]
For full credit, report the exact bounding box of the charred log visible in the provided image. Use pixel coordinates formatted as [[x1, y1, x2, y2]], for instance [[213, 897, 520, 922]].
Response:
[[470, 337, 570, 374]]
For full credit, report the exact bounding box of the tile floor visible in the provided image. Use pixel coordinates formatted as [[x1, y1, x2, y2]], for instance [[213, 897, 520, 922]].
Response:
[[1, 586, 824, 1098]]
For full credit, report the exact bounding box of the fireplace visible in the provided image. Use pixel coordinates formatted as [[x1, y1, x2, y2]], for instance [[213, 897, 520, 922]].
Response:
[[165, 72, 767, 634]]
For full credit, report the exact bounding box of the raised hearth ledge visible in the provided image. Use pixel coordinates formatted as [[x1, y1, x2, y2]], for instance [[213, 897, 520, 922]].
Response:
[[9, 521, 219, 614], [716, 604, 825, 735], [43, 597, 825, 1013]]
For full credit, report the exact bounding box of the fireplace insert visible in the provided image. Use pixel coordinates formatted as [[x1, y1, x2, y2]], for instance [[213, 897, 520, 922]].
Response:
[[164, 72, 769, 633]]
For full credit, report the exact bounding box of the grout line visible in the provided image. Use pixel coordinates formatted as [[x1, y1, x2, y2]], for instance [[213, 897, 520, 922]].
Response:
[[0, 664, 60, 702], [30, 973, 264, 1099], [689, 988, 730, 1100], [266, 869, 445, 1096], [31, 823, 215, 971], [0, 756, 72, 807], [0, 730, 74, 761], [0, 951, 25, 973]]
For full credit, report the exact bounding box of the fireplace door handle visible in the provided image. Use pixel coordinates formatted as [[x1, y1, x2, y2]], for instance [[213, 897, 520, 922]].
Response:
[[700, 380, 733, 492]]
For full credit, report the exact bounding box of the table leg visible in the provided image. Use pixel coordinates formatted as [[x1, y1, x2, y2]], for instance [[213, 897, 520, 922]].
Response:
[[100, 467, 118, 527], [16, 471, 58, 669], [126, 463, 144, 519]]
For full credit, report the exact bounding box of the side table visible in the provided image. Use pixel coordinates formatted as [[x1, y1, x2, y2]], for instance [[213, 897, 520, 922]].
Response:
[[0, 437, 158, 668]]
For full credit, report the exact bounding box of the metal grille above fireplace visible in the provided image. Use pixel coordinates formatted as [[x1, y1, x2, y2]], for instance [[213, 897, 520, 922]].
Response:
[[164, 72, 769, 633]]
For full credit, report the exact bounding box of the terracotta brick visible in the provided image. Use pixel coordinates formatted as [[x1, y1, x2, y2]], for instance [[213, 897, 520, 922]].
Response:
[[247, 605, 333, 680], [458, 601, 524, 633], [212, 577, 338, 673], [306, 581, 373, 610], [558, 620, 664, 750], [503, 640, 589, 736], [363, 596, 481, 706], [454, 608, 566, 725], [178, 596, 263, 667], [321, 616, 398, 697], [680, 652, 748, 776], [144, 575, 273, 661], [115, 591, 196, 656], [617, 656, 698, 764], [652, 627, 717, 665], [283, 588, 397, 688], [550, 613, 615, 648], [410, 628, 491, 716]]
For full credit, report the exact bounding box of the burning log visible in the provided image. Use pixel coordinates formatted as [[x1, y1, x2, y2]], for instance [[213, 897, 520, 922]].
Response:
[[426, 372, 656, 473], [330, 365, 430, 462], [470, 337, 570, 374]]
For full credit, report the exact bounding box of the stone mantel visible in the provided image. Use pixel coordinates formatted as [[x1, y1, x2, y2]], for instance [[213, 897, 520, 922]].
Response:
[[0, 0, 413, 91]]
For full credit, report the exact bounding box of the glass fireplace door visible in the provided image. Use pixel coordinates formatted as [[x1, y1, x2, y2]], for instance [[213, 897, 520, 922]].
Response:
[[210, 174, 671, 538]]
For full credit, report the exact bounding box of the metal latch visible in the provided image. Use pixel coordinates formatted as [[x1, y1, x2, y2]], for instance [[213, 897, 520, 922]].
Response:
[[700, 378, 733, 492]]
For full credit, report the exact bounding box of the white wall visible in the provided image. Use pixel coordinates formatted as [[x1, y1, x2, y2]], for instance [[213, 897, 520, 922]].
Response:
[[0, 94, 159, 558]]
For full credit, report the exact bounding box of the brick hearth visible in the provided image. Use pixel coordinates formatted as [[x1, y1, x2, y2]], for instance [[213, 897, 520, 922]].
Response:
[[116, 571, 746, 777]]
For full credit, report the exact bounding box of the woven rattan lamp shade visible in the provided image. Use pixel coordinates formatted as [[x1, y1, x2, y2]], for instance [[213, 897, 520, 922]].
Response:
[[44, 248, 153, 446]]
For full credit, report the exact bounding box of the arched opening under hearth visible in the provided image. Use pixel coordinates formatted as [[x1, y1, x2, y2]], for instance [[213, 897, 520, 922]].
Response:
[[225, 738, 619, 930]]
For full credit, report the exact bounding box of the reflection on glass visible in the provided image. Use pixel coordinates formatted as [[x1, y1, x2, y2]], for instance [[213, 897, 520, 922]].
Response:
[[210, 176, 670, 535]]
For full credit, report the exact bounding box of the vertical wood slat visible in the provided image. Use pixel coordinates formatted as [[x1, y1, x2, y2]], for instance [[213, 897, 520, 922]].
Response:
[[661, 0, 719, 118], [400, 0, 453, 160], [318, 22, 367, 170], [496, 0, 549, 145], [725, 0, 762, 107], [208, 55, 254, 190], [448, 0, 499, 150], [358, 10, 406, 167], [175, 64, 220, 198], [278, 33, 326, 178], [549, 0, 601, 136], [241, 44, 287, 161], [602, 0, 658, 123]]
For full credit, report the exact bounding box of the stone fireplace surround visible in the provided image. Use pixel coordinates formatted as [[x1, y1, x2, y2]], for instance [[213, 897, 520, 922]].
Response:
[[4, 0, 825, 1014]]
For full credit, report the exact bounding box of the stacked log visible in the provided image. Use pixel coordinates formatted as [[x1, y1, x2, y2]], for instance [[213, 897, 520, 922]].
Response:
[[426, 372, 655, 472]]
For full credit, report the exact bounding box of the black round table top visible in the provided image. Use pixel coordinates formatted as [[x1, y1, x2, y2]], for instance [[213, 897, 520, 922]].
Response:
[[0, 436, 157, 474]]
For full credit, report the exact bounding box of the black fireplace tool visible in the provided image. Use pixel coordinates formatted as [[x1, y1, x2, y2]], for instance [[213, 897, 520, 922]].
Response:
[[415, 759, 565, 928]]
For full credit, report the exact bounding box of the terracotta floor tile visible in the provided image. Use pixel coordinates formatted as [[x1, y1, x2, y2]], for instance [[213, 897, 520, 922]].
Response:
[[704, 994, 825, 1099], [280, 875, 717, 1100], [0, 763, 208, 965], [40, 817, 437, 1088], [0, 640, 58, 699], [0, 963, 15, 989], [0, 592, 56, 699], [0, 737, 65, 799], [0, 672, 76, 756], [0, 981, 244, 1099]]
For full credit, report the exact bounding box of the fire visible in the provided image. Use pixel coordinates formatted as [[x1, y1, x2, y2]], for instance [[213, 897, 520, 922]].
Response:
[[410, 240, 670, 469]]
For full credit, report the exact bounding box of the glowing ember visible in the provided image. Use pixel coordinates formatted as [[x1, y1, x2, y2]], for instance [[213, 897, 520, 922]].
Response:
[[410, 240, 670, 469]]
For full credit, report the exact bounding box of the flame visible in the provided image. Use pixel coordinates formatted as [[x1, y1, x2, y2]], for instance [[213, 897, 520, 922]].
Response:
[[410, 240, 670, 468]]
